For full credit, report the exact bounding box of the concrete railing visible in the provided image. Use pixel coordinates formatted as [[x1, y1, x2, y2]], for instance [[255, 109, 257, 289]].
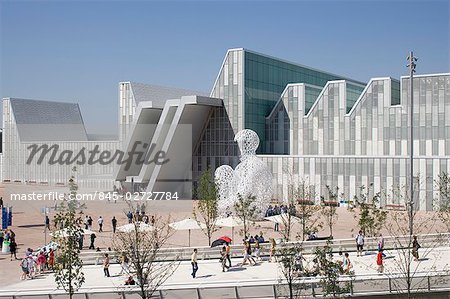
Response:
[[79, 232, 450, 265], [1, 271, 449, 298]]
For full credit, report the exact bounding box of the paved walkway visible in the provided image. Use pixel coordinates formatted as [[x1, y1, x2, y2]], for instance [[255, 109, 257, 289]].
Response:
[[2, 246, 449, 295]]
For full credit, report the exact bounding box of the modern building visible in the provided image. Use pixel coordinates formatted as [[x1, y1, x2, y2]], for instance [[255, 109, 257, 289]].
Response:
[[2, 98, 119, 189], [3, 48, 449, 210]]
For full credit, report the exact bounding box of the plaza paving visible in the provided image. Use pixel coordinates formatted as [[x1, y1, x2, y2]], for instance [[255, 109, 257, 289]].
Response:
[[1, 245, 449, 295], [1, 183, 449, 294], [0, 184, 364, 287]]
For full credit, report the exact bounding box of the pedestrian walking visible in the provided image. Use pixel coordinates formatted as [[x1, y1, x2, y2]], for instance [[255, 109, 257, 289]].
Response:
[[412, 235, 421, 261], [269, 238, 277, 262], [343, 253, 353, 274], [37, 251, 46, 274], [119, 253, 130, 275], [225, 242, 232, 267], [48, 249, 55, 270], [241, 241, 256, 266], [191, 249, 198, 278], [378, 233, 386, 257], [253, 239, 261, 261], [87, 216, 93, 230], [294, 251, 306, 274], [220, 246, 229, 272], [112, 216, 117, 233], [89, 233, 96, 249], [98, 216, 104, 232], [27, 255, 35, 279], [20, 257, 28, 280], [103, 253, 110, 277], [376, 250, 384, 273], [84, 216, 89, 230], [356, 230, 365, 257], [45, 216, 50, 230], [10, 239, 17, 261]]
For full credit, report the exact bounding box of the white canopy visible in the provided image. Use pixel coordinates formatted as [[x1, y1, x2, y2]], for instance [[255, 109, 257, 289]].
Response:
[[264, 213, 301, 225], [50, 228, 94, 238], [215, 216, 244, 227], [117, 222, 154, 233], [169, 218, 206, 247], [215, 216, 243, 242], [169, 218, 206, 230]]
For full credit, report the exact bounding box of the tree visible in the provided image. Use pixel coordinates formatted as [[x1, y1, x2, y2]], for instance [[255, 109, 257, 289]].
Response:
[[193, 167, 219, 246], [294, 181, 322, 241], [234, 193, 259, 239], [113, 202, 178, 299], [351, 184, 388, 237], [53, 167, 85, 299], [320, 185, 340, 238], [313, 240, 351, 298], [278, 244, 305, 299], [435, 172, 450, 232], [382, 182, 445, 299], [274, 197, 299, 242]]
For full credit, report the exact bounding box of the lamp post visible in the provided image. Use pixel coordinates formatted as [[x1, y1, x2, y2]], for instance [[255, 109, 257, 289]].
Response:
[[407, 51, 417, 237]]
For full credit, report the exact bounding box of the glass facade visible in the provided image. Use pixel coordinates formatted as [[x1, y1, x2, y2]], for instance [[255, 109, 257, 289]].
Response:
[[262, 74, 450, 211], [192, 106, 240, 185], [3, 47, 449, 211], [346, 82, 365, 113], [243, 50, 364, 153]]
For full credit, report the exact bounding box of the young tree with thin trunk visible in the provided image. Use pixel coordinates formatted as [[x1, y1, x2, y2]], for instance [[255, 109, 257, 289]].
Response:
[[294, 181, 322, 241], [234, 193, 259, 239], [193, 167, 219, 246], [320, 185, 340, 239], [435, 172, 450, 232], [113, 202, 178, 299], [53, 167, 85, 299], [381, 183, 446, 299], [351, 184, 388, 237], [278, 243, 305, 299], [276, 197, 298, 242], [313, 240, 351, 298]]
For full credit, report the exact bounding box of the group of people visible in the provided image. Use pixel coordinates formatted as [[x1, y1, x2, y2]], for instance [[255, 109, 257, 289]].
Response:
[[19, 247, 55, 280], [0, 228, 18, 261], [190, 230, 424, 279], [126, 210, 155, 226]]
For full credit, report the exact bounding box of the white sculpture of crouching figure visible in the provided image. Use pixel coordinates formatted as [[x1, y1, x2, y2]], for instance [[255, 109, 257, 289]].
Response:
[[215, 129, 273, 219]]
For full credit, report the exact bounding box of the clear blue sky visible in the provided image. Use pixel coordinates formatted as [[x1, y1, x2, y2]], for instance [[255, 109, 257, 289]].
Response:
[[1, 0, 449, 134]]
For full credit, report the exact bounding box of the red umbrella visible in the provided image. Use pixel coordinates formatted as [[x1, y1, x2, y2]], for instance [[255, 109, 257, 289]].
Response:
[[219, 236, 232, 243]]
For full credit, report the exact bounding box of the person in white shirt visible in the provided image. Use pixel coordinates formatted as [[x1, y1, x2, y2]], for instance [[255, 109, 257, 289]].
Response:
[[191, 249, 198, 278], [98, 216, 104, 232], [356, 230, 365, 257]]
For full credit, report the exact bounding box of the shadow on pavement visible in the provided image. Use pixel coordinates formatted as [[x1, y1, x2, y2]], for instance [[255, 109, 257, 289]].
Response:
[[227, 267, 246, 272], [195, 274, 215, 278], [17, 224, 45, 228]]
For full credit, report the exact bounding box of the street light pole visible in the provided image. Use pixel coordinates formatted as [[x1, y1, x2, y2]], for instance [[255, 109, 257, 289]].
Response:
[[407, 51, 417, 237]]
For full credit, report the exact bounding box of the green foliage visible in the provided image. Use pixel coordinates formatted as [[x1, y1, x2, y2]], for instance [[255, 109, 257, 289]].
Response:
[[53, 168, 85, 299], [278, 244, 305, 299], [294, 181, 322, 241], [435, 172, 450, 231], [352, 185, 388, 237], [320, 185, 340, 238], [193, 167, 219, 245], [234, 193, 259, 238], [313, 241, 351, 298], [113, 205, 178, 299]]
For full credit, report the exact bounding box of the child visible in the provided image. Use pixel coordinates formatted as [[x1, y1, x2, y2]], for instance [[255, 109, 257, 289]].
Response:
[[376, 250, 383, 273]]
